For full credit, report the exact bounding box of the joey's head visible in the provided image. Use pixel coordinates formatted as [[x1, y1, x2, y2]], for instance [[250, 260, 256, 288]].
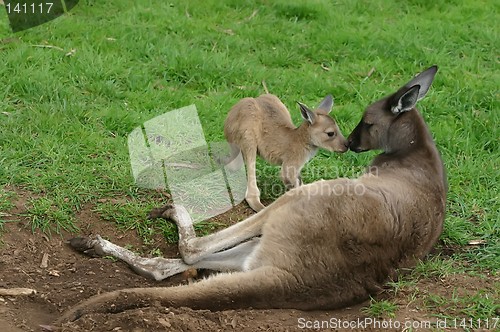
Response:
[[297, 94, 348, 153], [348, 66, 438, 153]]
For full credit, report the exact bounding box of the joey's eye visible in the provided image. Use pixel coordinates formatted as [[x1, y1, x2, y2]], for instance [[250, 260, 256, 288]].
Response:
[[326, 132, 335, 137]]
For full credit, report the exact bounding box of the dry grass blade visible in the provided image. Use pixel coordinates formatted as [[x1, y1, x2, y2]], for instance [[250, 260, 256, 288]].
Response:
[[366, 67, 376, 77], [262, 80, 269, 94], [30, 44, 65, 52]]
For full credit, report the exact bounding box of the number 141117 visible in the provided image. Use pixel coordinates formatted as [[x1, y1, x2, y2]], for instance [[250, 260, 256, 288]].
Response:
[[5, 2, 54, 14]]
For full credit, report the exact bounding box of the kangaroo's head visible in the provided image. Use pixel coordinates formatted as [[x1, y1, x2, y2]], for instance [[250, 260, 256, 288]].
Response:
[[348, 66, 438, 153], [297, 95, 348, 153]]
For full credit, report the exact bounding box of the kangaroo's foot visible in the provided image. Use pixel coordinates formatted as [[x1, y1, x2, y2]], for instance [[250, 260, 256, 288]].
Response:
[[148, 203, 176, 220], [69, 235, 106, 258], [69, 234, 190, 280]]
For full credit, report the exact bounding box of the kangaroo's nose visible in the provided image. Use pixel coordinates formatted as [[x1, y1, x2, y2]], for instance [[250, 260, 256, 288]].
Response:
[[347, 137, 364, 153], [347, 137, 353, 147], [340, 141, 349, 152]]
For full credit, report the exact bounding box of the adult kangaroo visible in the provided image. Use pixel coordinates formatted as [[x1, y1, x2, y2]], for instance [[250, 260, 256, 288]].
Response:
[[57, 66, 446, 324]]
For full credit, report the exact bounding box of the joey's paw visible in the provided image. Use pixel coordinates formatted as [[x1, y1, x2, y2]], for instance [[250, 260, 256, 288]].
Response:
[[68, 236, 105, 258], [148, 204, 176, 220]]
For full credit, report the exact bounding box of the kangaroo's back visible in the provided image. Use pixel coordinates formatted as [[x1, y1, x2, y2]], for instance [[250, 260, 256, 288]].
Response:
[[255, 94, 295, 127], [224, 94, 294, 145]]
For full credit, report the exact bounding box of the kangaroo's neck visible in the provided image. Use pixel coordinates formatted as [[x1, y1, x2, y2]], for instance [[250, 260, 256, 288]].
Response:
[[294, 121, 316, 150], [371, 110, 446, 190]]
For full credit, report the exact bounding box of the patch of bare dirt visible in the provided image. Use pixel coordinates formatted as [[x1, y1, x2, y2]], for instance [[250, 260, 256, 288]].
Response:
[[0, 188, 497, 332]]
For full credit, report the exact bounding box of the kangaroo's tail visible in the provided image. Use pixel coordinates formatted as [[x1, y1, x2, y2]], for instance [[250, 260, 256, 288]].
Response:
[[56, 266, 296, 325]]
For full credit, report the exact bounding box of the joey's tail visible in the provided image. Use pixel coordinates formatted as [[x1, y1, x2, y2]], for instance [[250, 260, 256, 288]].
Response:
[[56, 267, 294, 325], [218, 143, 243, 171]]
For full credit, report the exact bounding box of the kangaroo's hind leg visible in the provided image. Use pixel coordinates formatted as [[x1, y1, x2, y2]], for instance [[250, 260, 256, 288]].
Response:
[[149, 204, 265, 265], [69, 233, 261, 281], [69, 236, 190, 280], [70, 203, 263, 280], [240, 145, 266, 212]]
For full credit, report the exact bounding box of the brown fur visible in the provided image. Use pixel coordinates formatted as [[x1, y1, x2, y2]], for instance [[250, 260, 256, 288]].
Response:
[[224, 93, 347, 211], [57, 66, 446, 325]]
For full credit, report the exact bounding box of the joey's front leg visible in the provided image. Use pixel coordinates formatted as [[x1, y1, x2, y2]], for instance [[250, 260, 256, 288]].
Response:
[[281, 164, 302, 190]]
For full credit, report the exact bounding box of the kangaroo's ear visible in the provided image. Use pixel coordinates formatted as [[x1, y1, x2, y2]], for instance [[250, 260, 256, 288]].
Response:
[[391, 85, 420, 114], [297, 102, 315, 124], [317, 94, 334, 114], [403, 65, 438, 101]]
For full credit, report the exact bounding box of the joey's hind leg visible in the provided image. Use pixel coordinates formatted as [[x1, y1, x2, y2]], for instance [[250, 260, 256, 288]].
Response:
[[241, 146, 265, 212], [223, 143, 244, 171]]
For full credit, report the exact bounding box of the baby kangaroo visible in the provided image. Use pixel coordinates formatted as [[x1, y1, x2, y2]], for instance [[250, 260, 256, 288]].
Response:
[[224, 94, 348, 211]]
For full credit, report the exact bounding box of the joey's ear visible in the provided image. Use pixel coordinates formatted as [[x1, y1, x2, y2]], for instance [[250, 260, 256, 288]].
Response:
[[403, 65, 438, 101], [317, 94, 334, 114], [391, 85, 420, 114], [297, 102, 315, 124]]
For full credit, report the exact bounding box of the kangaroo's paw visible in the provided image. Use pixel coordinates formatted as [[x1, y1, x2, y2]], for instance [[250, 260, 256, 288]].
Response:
[[68, 235, 106, 258], [148, 203, 176, 220]]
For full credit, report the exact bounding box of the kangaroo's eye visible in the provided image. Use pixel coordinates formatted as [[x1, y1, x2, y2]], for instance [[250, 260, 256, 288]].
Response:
[[326, 132, 335, 137]]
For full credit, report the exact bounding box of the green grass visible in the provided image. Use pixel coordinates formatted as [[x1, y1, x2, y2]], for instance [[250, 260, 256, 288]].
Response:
[[425, 289, 500, 327], [380, 256, 499, 328], [95, 200, 171, 244], [0, 188, 16, 230], [95, 200, 225, 244], [412, 255, 462, 280], [0, 188, 15, 212], [23, 196, 78, 234], [0, 0, 498, 318], [362, 297, 398, 318]]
